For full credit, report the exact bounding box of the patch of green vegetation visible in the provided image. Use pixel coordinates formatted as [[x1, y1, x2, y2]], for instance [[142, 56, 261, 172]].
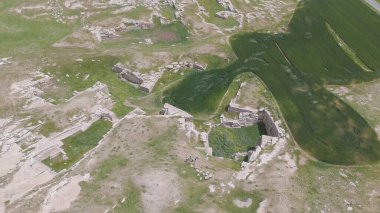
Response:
[[209, 125, 261, 158], [94, 155, 129, 181], [164, 0, 380, 165], [153, 68, 192, 92], [163, 64, 241, 116], [39, 120, 58, 137], [219, 189, 262, 213], [192, 119, 210, 132], [78, 153, 139, 209], [210, 157, 241, 171], [198, 54, 229, 70], [113, 102, 134, 118], [0, 6, 72, 55], [80, 169, 142, 211], [43, 119, 112, 171], [45, 56, 143, 118]]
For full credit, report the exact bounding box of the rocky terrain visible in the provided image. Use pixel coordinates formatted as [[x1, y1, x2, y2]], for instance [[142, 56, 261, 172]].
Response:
[[1, 0, 380, 212]]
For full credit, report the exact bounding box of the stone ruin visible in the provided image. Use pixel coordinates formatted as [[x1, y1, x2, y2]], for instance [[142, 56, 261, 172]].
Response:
[[159, 103, 212, 156], [86, 26, 119, 42], [221, 106, 282, 138], [122, 18, 154, 30], [10, 71, 53, 109], [86, 18, 154, 42], [160, 103, 192, 121], [218, 82, 286, 162], [220, 111, 258, 128], [112, 63, 163, 93], [221, 82, 282, 137], [113, 63, 143, 84], [163, 61, 207, 73], [112, 60, 207, 93]]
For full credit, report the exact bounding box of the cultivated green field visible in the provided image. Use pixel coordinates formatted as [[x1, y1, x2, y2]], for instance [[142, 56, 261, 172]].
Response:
[[164, 0, 380, 165]]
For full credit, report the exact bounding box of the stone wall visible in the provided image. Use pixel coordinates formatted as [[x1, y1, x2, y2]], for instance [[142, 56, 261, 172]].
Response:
[[220, 112, 258, 128], [112, 63, 162, 93], [160, 103, 192, 121], [120, 71, 144, 84], [258, 109, 280, 137], [247, 135, 281, 162], [139, 71, 164, 93], [112, 63, 125, 73]]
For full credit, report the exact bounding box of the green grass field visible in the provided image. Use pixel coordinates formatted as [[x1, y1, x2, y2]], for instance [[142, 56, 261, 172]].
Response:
[[0, 0, 74, 56], [209, 125, 261, 158], [164, 0, 380, 165], [43, 119, 112, 171]]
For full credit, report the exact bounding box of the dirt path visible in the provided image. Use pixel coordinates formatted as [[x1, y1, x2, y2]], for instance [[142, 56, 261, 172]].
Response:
[[364, 0, 380, 13]]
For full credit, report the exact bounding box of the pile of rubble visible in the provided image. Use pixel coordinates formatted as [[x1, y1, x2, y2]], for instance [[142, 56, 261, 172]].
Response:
[[217, 0, 235, 11], [185, 155, 213, 181], [167, 0, 186, 19], [122, 18, 154, 30], [195, 168, 213, 181], [163, 61, 207, 73], [246, 135, 281, 162], [86, 26, 119, 42], [0, 57, 12, 66]]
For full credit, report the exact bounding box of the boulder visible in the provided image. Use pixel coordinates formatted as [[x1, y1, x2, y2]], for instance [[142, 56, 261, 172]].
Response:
[[112, 63, 126, 73]]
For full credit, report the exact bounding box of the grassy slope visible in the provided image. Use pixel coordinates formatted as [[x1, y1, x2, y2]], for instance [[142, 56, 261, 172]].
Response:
[[164, 0, 380, 165], [45, 56, 143, 117], [43, 119, 112, 171], [0, 1, 72, 56]]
